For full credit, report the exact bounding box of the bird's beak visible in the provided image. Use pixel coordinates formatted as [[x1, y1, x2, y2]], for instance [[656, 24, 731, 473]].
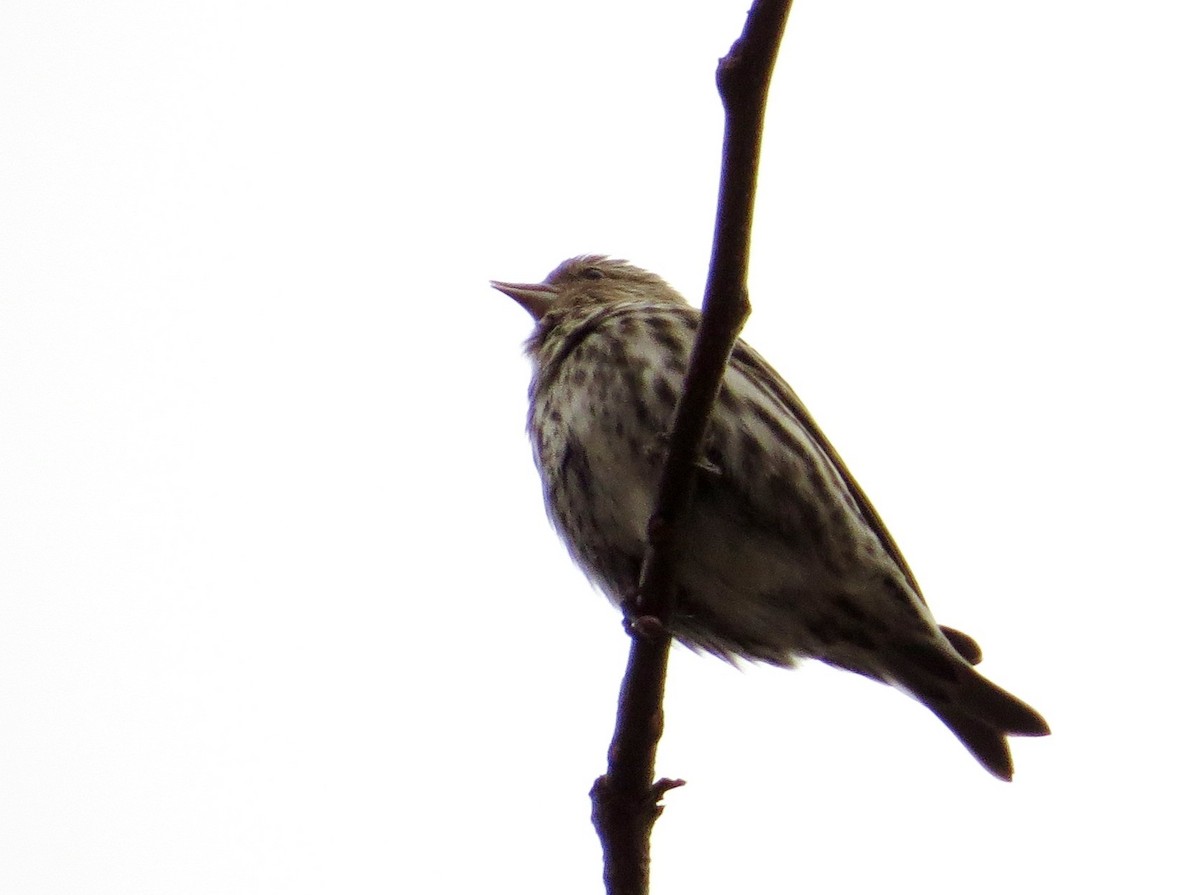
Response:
[[491, 279, 557, 320]]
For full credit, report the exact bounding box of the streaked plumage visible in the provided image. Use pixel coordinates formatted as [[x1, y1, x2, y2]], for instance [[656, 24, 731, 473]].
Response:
[[493, 255, 1049, 780]]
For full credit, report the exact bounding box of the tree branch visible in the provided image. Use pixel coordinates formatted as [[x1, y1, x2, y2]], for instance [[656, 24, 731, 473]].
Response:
[[590, 3, 793, 893]]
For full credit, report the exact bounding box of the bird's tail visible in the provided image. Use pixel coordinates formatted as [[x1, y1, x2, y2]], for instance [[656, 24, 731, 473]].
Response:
[[885, 639, 1050, 780]]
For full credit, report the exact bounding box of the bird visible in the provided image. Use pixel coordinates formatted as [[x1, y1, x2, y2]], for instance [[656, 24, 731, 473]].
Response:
[[493, 255, 1049, 780]]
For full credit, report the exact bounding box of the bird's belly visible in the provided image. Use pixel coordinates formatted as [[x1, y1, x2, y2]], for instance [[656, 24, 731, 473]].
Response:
[[534, 398, 662, 599]]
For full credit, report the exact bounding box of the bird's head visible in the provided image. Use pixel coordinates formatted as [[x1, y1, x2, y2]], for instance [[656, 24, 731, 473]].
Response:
[[491, 255, 686, 322]]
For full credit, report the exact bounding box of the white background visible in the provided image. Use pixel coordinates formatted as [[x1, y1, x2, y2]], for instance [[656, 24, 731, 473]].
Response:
[[2, 1, 1197, 892]]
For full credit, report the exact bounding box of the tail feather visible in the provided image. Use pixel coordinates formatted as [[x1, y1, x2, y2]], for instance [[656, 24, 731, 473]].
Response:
[[936, 708, 1020, 781], [939, 625, 983, 665], [953, 664, 1051, 738], [887, 641, 1050, 780], [931, 666, 1049, 780]]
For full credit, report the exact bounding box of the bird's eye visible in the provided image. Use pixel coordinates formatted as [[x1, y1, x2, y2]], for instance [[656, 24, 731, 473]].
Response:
[[581, 267, 605, 280]]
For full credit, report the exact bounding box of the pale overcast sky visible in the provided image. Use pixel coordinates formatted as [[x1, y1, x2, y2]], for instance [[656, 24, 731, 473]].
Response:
[[2, 1, 1197, 892]]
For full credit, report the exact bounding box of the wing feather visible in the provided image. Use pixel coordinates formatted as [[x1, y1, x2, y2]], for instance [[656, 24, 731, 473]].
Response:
[[726, 341, 928, 605]]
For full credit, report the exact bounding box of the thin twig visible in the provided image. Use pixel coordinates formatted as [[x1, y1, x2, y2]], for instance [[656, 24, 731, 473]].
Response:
[[590, 3, 794, 894]]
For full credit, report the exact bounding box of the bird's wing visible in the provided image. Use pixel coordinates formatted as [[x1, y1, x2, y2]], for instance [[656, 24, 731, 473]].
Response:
[[725, 340, 928, 606]]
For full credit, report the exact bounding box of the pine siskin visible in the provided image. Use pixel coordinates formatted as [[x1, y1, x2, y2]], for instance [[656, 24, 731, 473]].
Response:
[[493, 255, 1049, 780]]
